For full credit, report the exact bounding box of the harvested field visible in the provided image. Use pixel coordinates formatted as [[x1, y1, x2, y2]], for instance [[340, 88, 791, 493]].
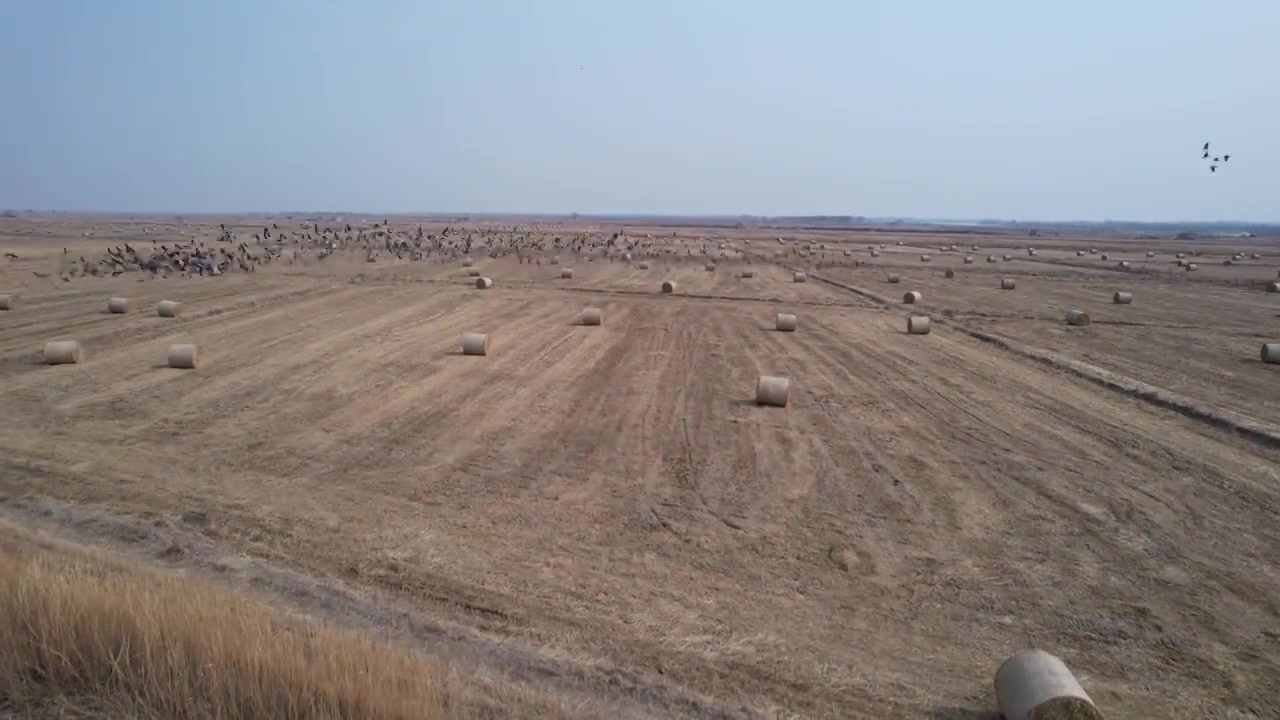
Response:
[[2, 216, 1280, 719]]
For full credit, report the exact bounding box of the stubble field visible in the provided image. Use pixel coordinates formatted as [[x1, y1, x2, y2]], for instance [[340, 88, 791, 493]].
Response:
[[1, 215, 1278, 719]]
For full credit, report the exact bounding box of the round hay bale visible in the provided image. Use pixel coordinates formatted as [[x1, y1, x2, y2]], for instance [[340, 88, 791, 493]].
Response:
[[1177, 258, 1187, 267], [1027, 249, 1037, 256], [896, 240, 904, 246], [775, 313, 797, 332], [995, 650, 1102, 720], [1065, 310, 1091, 326], [1000, 278, 1016, 290], [107, 297, 129, 314], [740, 270, 755, 279], [963, 255, 973, 264], [1175, 252, 1185, 259], [461, 258, 474, 267], [755, 375, 790, 407], [157, 300, 183, 317], [1223, 260, 1233, 267], [987, 255, 997, 263], [793, 271, 806, 283], [1118, 261, 1131, 269], [919, 254, 931, 262], [580, 307, 603, 326], [462, 332, 490, 356], [705, 263, 716, 272], [1003, 254, 1013, 261], [468, 268, 481, 277], [0, 294, 14, 310], [1146, 251, 1155, 257], [638, 262, 650, 269], [1113, 291, 1134, 304], [903, 290, 922, 304], [1252, 253, 1262, 260], [1267, 282, 1280, 294], [972, 245, 980, 251], [870, 250, 880, 257], [475, 276, 493, 289], [166, 343, 201, 369], [561, 268, 574, 279], [944, 269, 955, 279], [907, 316, 931, 335], [43, 340, 83, 365], [1185, 263, 1198, 272], [1100, 254, 1109, 261], [661, 280, 677, 293], [1089, 248, 1098, 254], [549, 257, 560, 265], [1076, 250, 1085, 257], [1262, 343, 1280, 364], [887, 273, 900, 284]]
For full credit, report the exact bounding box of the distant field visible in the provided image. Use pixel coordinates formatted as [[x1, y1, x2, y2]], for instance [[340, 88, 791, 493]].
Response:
[[2, 215, 1279, 719]]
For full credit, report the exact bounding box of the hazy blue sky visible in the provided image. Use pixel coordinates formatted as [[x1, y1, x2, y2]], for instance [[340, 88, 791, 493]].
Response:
[[0, 1, 1275, 220]]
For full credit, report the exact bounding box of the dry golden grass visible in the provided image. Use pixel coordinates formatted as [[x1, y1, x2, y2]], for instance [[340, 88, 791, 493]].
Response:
[[0, 522, 618, 720]]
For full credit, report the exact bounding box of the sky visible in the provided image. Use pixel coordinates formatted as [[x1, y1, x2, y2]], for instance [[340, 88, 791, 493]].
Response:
[[0, 0, 1275, 221]]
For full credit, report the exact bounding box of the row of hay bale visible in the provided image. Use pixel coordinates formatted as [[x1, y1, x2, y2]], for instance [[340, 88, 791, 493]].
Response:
[[0, 296, 184, 316], [43, 341, 201, 368]]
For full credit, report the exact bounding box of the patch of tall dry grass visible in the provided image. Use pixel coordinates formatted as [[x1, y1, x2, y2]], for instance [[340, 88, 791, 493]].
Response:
[[0, 550, 461, 718]]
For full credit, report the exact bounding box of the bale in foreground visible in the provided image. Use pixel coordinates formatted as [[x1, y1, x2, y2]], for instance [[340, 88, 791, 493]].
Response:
[[1065, 310, 1091, 326], [167, 344, 201, 369], [157, 300, 183, 317], [755, 376, 790, 407], [661, 280, 676, 293], [775, 313, 797, 332], [0, 294, 12, 310], [903, 291, 922, 304], [1001, 278, 1016, 290], [907, 316, 931, 335], [1262, 343, 1280, 365], [1113, 291, 1133, 304], [462, 332, 490, 356], [793, 271, 806, 283], [579, 308, 602, 326], [44, 340, 83, 365], [107, 297, 129, 314], [995, 650, 1103, 720], [475, 277, 493, 289], [561, 268, 574, 279]]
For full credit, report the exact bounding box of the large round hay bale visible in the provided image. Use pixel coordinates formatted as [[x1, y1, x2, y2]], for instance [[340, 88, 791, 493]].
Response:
[[1118, 261, 1130, 269], [1089, 248, 1098, 255], [775, 313, 797, 332], [740, 270, 754, 278], [1252, 253, 1262, 260], [580, 307, 602, 326], [705, 263, 716, 272], [661, 280, 676, 293], [1076, 250, 1086, 257], [870, 250, 880, 257], [944, 269, 955, 279], [987, 255, 997, 263], [755, 375, 790, 407], [167, 344, 201, 369], [1113, 291, 1134, 304], [963, 255, 974, 264], [793, 271, 806, 283], [462, 333, 490, 356], [549, 257, 560, 265], [107, 297, 129, 314], [0, 295, 12, 311], [907, 316, 931, 335], [461, 258, 474, 267], [919, 254, 931, 262], [1175, 252, 1185, 259], [468, 268, 481, 277], [995, 650, 1102, 720], [886, 273, 900, 284], [1003, 254, 1013, 261], [1065, 310, 1091, 326], [1146, 251, 1156, 257], [44, 340, 83, 365], [903, 290, 922, 304], [1027, 249, 1037, 256], [1185, 263, 1198, 272], [638, 262, 650, 269], [1100, 254, 1109, 261], [157, 300, 183, 317], [1267, 282, 1280, 294], [475, 276, 493, 289], [1000, 278, 1016, 290], [560, 268, 574, 279], [1263, 344, 1280, 364]]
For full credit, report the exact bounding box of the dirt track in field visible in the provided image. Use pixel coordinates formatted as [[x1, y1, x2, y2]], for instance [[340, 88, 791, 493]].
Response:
[[2, 216, 1279, 719]]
